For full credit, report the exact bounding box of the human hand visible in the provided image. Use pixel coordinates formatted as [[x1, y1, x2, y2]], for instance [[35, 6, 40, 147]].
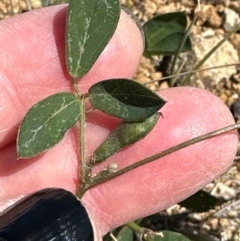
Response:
[[0, 5, 238, 240]]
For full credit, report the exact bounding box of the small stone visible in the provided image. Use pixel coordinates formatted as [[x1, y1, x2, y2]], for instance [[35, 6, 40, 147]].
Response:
[[210, 182, 236, 199], [136, 73, 148, 84], [202, 28, 215, 37], [209, 218, 219, 230], [215, 28, 225, 36], [202, 223, 211, 231], [190, 213, 202, 221], [224, 8, 240, 32], [230, 33, 240, 58], [207, 6, 222, 28], [220, 218, 230, 228], [227, 210, 238, 218], [195, 5, 209, 25], [145, 1, 157, 14], [146, 83, 158, 92], [229, 1, 240, 13], [183, 0, 195, 8], [150, 72, 162, 81], [236, 173, 240, 181], [159, 81, 169, 89]]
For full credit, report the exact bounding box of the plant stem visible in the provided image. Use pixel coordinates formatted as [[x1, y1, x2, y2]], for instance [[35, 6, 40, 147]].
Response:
[[72, 78, 81, 96], [80, 123, 240, 194], [72, 78, 88, 192], [79, 96, 89, 185], [143, 63, 239, 85], [170, 13, 198, 86], [126, 222, 143, 233], [127, 222, 163, 240]]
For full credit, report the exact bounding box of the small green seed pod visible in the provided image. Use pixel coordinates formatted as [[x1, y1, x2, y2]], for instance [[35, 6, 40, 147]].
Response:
[[90, 113, 160, 164]]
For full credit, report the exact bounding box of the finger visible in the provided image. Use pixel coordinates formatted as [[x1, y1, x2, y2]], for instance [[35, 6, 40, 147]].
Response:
[[82, 87, 238, 237], [0, 5, 144, 147], [0, 111, 117, 203], [0, 87, 238, 240]]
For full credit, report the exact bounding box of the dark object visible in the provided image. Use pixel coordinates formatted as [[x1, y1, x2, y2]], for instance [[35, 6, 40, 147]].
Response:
[[179, 190, 219, 213], [231, 98, 240, 121], [0, 188, 94, 241]]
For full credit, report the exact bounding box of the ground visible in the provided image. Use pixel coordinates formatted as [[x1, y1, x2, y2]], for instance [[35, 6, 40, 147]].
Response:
[[1, 0, 240, 240]]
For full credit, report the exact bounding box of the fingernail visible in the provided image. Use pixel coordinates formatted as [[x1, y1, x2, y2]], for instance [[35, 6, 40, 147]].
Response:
[[0, 188, 94, 241], [121, 6, 145, 48]]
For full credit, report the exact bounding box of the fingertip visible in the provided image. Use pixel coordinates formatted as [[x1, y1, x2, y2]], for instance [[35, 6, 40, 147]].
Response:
[[83, 87, 238, 235]]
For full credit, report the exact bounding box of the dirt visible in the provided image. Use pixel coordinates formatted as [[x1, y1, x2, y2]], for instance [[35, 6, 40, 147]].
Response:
[[1, 0, 240, 240]]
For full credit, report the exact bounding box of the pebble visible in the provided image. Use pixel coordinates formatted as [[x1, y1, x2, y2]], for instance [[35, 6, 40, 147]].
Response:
[[227, 210, 238, 218], [145, 1, 158, 15], [230, 33, 240, 58], [209, 218, 219, 230], [211, 183, 236, 200], [159, 81, 169, 89], [223, 7, 240, 32], [207, 5, 222, 28]]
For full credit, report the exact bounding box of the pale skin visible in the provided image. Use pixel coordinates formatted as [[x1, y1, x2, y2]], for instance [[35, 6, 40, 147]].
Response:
[[0, 5, 238, 240]]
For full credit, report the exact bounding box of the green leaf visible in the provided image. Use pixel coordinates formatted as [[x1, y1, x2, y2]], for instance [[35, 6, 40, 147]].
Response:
[[179, 190, 219, 212], [153, 230, 191, 241], [103, 226, 133, 241], [143, 11, 192, 56], [90, 113, 160, 164], [116, 226, 133, 241], [88, 79, 166, 121], [17, 92, 81, 159], [66, 0, 120, 78]]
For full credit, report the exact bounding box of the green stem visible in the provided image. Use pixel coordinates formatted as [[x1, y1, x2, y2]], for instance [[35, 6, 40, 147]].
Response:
[[80, 123, 240, 194], [127, 222, 163, 240], [170, 14, 198, 86], [80, 97, 87, 182], [72, 78, 81, 96], [72, 78, 88, 195], [126, 222, 143, 233]]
